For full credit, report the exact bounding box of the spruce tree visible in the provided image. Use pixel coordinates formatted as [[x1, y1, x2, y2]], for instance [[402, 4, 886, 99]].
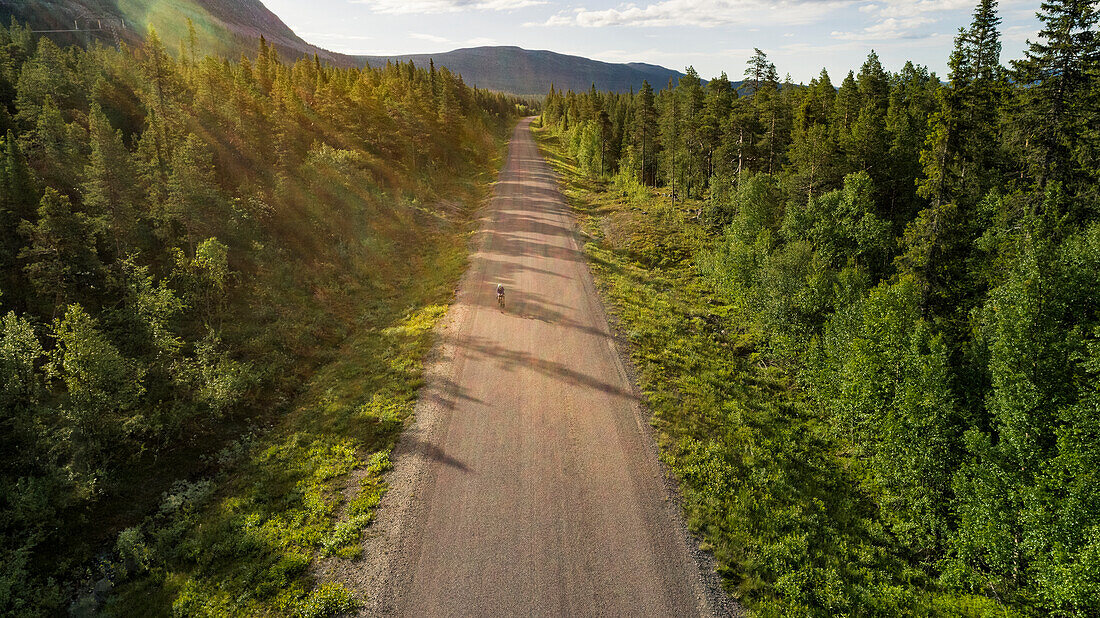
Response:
[[83, 104, 138, 253], [831, 71, 860, 161], [1012, 0, 1100, 199], [919, 0, 1005, 210], [0, 130, 36, 308], [18, 188, 102, 315]]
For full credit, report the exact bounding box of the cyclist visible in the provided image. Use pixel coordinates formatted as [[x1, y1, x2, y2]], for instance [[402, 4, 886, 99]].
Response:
[[496, 283, 505, 307]]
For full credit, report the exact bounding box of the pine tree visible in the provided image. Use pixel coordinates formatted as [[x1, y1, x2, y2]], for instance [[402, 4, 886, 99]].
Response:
[[702, 72, 734, 182], [884, 62, 938, 224], [162, 134, 229, 249], [658, 85, 680, 199], [743, 48, 773, 96], [14, 36, 83, 123], [857, 50, 890, 111], [635, 80, 657, 185], [26, 96, 83, 196], [187, 18, 198, 66], [597, 109, 611, 174], [801, 69, 835, 128], [788, 121, 839, 204], [678, 66, 706, 196], [958, 0, 1006, 201], [1, 129, 36, 221], [140, 27, 184, 182]]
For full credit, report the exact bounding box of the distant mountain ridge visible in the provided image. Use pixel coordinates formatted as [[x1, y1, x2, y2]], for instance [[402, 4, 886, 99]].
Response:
[[1, 1, 688, 96], [357, 46, 688, 96]]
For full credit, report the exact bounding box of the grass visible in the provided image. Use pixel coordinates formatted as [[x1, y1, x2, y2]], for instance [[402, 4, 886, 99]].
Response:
[[99, 138, 509, 616], [532, 122, 1029, 618]]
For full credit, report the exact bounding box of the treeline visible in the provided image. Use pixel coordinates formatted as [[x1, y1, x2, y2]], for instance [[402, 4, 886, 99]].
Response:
[[543, 0, 1099, 614], [0, 19, 521, 613]]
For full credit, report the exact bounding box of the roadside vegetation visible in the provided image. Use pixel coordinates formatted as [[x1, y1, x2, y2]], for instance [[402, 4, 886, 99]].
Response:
[[0, 19, 523, 615], [536, 0, 1100, 615]]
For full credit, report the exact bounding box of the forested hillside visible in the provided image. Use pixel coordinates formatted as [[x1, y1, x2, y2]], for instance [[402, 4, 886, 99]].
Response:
[[539, 0, 1100, 615], [0, 0, 357, 65], [0, 20, 521, 614]]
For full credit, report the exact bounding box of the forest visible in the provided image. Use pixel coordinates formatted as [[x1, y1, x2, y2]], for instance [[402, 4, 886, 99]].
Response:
[[538, 0, 1100, 615], [0, 19, 523, 615]]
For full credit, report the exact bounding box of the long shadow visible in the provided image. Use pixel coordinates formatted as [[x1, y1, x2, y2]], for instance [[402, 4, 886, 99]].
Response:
[[488, 233, 587, 263], [518, 175, 563, 188], [495, 184, 567, 205], [442, 333, 637, 401], [402, 434, 471, 472], [493, 292, 612, 341], [508, 289, 573, 312], [493, 216, 575, 239], [422, 376, 485, 407], [473, 256, 569, 281]]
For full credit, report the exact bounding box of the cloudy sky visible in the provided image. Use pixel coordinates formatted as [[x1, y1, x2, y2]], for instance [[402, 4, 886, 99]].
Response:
[[263, 0, 1043, 83]]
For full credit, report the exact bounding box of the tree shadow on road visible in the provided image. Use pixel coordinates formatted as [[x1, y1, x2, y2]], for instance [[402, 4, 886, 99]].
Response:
[[442, 333, 638, 402], [403, 434, 472, 472]]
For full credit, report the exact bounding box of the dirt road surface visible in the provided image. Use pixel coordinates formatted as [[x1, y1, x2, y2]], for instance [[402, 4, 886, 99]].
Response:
[[351, 118, 732, 617]]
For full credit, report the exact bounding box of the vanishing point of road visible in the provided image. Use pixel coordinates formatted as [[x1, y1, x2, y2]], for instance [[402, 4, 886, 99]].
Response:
[[352, 118, 733, 617]]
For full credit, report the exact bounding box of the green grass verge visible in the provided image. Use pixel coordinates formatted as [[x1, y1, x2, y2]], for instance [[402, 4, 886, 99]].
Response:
[[532, 122, 1027, 618]]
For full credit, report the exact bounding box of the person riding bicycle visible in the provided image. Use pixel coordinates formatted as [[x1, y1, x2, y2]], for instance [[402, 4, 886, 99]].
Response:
[[496, 283, 505, 305]]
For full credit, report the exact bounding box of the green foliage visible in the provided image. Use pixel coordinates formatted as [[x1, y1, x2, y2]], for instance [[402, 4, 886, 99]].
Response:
[[565, 119, 602, 176], [0, 19, 519, 615], [0, 310, 46, 413], [52, 303, 146, 471], [19, 188, 103, 311], [784, 171, 892, 274], [814, 276, 956, 555], [538, 128, 924, 616], [537, 16, 1100, 610]]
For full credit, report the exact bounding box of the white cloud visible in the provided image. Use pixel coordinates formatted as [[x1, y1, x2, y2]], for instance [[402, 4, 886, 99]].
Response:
[[590, 46, 753, 71], [832, 15, 936, 40], [352, 0, 545, 14], [779, 40, 863, 53], [533, 0, 854, 28], [410, 32, 450, 43], [876, 0, 972, 19], [835, 0, 976, 42]]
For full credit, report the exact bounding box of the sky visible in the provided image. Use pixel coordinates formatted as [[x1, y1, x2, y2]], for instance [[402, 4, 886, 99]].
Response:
[[262, 0, 1044, 83]]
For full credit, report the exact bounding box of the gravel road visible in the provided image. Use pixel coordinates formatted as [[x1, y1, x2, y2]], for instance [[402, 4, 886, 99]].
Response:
[[344, 118, 735, 617]]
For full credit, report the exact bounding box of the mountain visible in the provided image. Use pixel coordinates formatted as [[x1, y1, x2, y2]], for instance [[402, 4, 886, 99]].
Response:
[[1, 1, 687, 96], [0, 0, 357, 66], [357, 46, 686, 97]]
